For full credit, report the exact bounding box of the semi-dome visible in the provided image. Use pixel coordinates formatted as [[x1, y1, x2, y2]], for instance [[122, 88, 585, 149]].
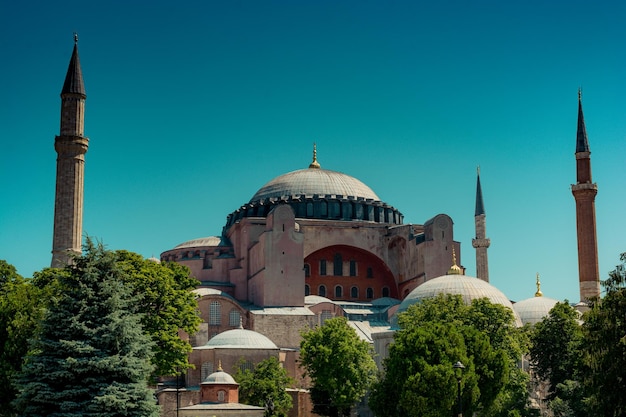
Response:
[[396, 274, 522, 327], [250, 168, 380, 202], [513, 296, 559, 325], [204, 328, 278, 350]]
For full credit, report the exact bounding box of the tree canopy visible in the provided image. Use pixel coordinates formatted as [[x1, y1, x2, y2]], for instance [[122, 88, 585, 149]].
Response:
[[0, 262, 47, 417], [12, 240, 159, 417], [235, 356, 294, 417], [580, 252, 626, 416], [299, 317, 377, 417], [370, 294, 533, 417], [114, 250, 201, 378]]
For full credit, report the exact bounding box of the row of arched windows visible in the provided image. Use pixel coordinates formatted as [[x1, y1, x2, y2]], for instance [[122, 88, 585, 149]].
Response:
[[208, 301, 241, 326], [305, 257, 374, 278], [305, 284, 390, 299]]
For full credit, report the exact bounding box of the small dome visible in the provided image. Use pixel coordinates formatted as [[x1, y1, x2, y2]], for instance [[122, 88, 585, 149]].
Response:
[[250, 168, 380, 202], [203, 369, 238, 385], [305, 295, 334, 305], [205, 328, 278, 349], [397, 275, 522, 326], [513, 296, 559, 325], [174, 236, 222, 249]]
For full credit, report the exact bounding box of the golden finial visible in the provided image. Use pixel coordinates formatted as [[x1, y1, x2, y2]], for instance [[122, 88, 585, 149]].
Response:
[[578, 87, 582, 101], [217, 360, 223, 372], [535, 273, 543, 297], [477, 165, 480, 176], [309, 143, 321, 169], [447, 247, 462, 275], [73, 32, 79, 44]]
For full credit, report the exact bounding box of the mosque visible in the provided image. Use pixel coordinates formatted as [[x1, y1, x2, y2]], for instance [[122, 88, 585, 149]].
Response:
[[51, 39, 600, 417]]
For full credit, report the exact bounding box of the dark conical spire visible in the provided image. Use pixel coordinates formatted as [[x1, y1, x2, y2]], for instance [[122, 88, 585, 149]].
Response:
[[475, 166, 485, 216], [61, 33, 86, 97], [576, 88, 589, 153]]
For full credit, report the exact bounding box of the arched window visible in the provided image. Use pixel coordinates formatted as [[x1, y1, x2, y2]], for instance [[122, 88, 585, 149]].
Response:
[[201, 362, 214, 381], [366, 287, 374, 299], [382, 287, 390, 298], [209, 301, 221, 325], [333, 253, 343, 276], [304, 264, 310, 277], [350, 260, 357, 276], [367, 267, 373, 278], [318, 285, 326, 297], [229, 309, 241, 327], [320, 260, 327, 276], [351, 286, 358, 298], [321, 310, 333, 325], [335, 285, 343, 298], [305, 284, 310, 296], [239, 360, 254, 372], [218, 390, 225, 402]]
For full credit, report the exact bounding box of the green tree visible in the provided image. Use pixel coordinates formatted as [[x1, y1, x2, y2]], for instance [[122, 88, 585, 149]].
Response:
[[0, 261, 47, 417], [529, 300, 584, 415], [580, 252, 626, 416], [114, 250, 201, 378], [299, 317, 377, 417], [12, 240, 159, 417], [370, 294, 529, 417], [235, 356, 294, 417]]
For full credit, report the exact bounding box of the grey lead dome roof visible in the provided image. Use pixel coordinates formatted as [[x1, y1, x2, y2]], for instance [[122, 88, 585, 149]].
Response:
[[250, 168, 380, 203], [512, 296, 559, 325], [396, 274, 522, 326], [204, 328, 278, 350]]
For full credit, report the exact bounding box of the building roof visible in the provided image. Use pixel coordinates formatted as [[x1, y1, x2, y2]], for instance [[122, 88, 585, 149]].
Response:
[[513, 296, 559, 325], [198, 328, 278, 350], [62, 37, 86, 97], [396, 274, 522, 326], [174, 236, 223, 249], [250, 167, 380, 202], [202, 368, 238, 385]]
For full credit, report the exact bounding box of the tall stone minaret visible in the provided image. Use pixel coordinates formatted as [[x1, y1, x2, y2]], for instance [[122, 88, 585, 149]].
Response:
[[472, 167, 490, 282], [571, 90, 600, 300], [51, 35, 88, 267]]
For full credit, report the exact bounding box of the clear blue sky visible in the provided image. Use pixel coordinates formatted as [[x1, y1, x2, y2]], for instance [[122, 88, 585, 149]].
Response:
[[1, 0, 624, 303]]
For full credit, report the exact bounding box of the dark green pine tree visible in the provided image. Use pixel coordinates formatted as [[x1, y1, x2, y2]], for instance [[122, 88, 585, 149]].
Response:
[[13, 240, 159, 417]]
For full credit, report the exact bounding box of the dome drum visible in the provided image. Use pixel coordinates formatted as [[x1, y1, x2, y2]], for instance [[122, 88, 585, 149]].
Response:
[[225, 194, 403, 229]]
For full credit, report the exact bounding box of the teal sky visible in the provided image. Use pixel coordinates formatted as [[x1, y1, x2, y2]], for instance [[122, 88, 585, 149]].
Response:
[[1, 0, 624, 303]]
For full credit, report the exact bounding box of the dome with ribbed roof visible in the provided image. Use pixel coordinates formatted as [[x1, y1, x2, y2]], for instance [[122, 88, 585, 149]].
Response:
[[396, 274, 522, 327], [203, 369, 238, 385], [204, 328, 278, 350], [513, 296, 559, 325], [175, 236, 223, 249], [224, 148, 403, 229], [250, 167, 380, 202]]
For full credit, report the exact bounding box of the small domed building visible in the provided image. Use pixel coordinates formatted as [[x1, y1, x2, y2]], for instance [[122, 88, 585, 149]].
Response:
[[512, 274, 559, 326]]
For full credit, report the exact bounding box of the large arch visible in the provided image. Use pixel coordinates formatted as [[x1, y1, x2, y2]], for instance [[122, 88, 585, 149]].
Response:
[[304, 245, 398, 302]]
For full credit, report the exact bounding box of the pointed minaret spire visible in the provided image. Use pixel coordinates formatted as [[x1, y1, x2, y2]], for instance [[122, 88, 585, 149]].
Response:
[[51, 36, 89, 267], [576, 88, 590, 153], [309, 143, 321, 169], [571, 90, 600, 301], [472, 166, 490, 282]]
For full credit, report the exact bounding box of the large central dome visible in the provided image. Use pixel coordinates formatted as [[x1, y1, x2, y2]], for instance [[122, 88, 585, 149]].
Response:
[[250, 167, 380, 202], [223, 147, 403, 228]]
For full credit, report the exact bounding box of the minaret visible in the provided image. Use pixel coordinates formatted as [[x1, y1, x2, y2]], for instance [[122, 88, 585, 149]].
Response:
[[571, 90, 600, 300], [472, 167, 490, 282], [51, 34, 88, 267]]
